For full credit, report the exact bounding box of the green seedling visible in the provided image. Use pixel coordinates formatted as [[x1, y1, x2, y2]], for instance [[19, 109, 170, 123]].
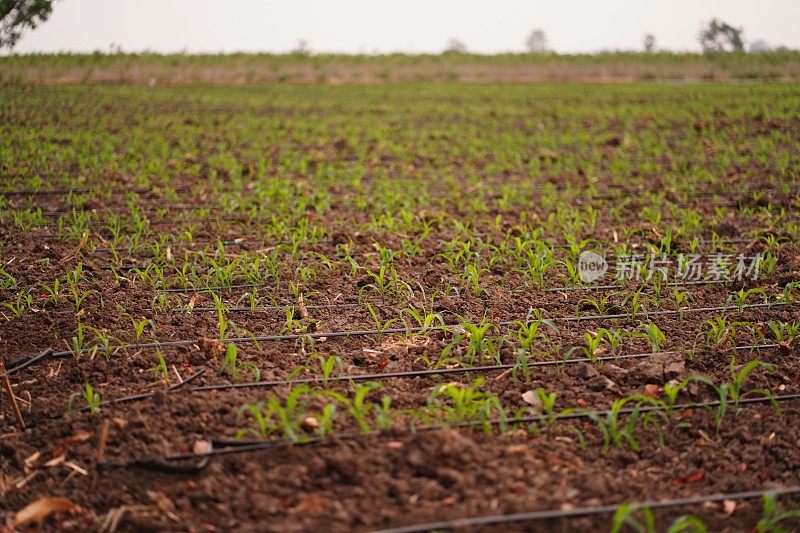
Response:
[[757, 492, 800, 533], [221, 344, 260, 382], [728, 287, 768, 312], [401, 306, 445, 335], [322, 382, 382, 434], [582, 395, 665, 453], [1, 290, 32, 318], [768, 321, 800, 343], [427, 377, 506, 434], [151, 349, 169, 380], [69, 383, 101, 414]]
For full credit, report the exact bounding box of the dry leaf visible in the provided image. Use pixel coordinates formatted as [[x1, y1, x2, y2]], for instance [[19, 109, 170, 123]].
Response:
[[51, 431, 92, 458], [298, 293, 309, 319], [723, 499, 737, 516], [198, 337, 224, 359], [643, 384, 660, 398], [14, 497, 76, 527], [521, 390, 539, 407], [44, 455, 65, 468], [192, 440, 212, 455]]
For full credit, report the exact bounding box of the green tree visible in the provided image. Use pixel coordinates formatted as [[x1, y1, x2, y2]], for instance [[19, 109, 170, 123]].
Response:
[[1, 0, 55, 49], [699, 18, 744, 52]]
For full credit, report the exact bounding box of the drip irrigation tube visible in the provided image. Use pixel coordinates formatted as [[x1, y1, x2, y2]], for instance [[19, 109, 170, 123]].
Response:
[[6, 301, 794, 375], [370, 487, 800, 533], [97, 392, 800, 470], [55, 342, 782, 414], [84, 351, 665, 411]]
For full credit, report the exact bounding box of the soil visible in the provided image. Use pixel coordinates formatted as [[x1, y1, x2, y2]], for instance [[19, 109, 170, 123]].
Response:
[[1, 84, 800, 531]]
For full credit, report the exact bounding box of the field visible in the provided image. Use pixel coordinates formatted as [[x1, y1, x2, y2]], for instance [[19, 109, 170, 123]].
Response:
[[1, 81, 799, 531], [3, 51, 800, 84]]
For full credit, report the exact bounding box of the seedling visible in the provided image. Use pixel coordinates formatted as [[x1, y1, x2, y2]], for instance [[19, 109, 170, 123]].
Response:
[[402, 306, 445, 335], [728, 287, 767, 312], [220, 344, 260, 381], [151, 349, 169, 380], [768, 321, 800, 343], [689, 357, 775, 431], [582, 395, 665, 452], [127, 314, 155, 342], [1, 290, 32, 318], [69, 383, 101, 414], [640, 323, 666, 352], [310, 354, 343, 387], [322, 382, 382, 434], [757, 492, 800, 532], [428, 378, 506, 434]]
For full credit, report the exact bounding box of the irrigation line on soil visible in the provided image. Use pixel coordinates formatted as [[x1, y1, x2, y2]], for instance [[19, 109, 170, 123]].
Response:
[[76, 343, 780, 412], [545, 279, 730, 292], [370, 487, 800, 533], [83, 352, 666, 411], [82, 235, 761, 256], [154, 270, 765, 295], [6, 301, 794, 375], [16, 196, 755, 220], [159, 279, 738, 309], [557, 301, 788, 322], [97, 392, 800, 470]]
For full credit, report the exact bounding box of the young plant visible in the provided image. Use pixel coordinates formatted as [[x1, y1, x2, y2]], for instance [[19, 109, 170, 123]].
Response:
[[639, 323, 666, 352], [151, 349, 169, 380], [690, 357, 775, 431], [127, 314, 155, 342], [757, 492, 800, 533], [69, 383, 101, 414], [322, 382, 382, 434], [220, 344, 260, 382], [311, 354, 343, 387], [427, 377, 506, 434], [402, 306, 445, 335], [237, 384, 313, 442], [1, 289, 32, 318], [728, 287, 767, 312], [582, 395, 665, 453]]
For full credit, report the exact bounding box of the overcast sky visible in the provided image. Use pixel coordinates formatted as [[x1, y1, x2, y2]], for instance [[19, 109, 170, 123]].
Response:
[[11, 0, 800, 55]]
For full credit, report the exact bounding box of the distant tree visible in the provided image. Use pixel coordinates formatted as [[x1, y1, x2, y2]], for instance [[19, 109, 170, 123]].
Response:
[[444, 38, 467, 54], [643, 33, 656, 53], [699, 18, 744, 52], [526, 29, 548, 53], [0, 0, 56, 49], [294, 39, 310, 55], [748, 39, 771, 53]]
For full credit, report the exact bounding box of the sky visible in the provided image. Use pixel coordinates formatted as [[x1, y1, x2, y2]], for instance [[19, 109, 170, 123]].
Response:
[[10, 0, 800, 55]]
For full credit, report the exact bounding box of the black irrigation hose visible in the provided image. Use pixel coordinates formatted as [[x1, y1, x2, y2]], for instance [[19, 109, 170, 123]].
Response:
[[152, 279, 738, 300], [559, 301, 788, 323], [40, 342, 784, 417], [70, 368, 206, 414], [80, 235, 764, 256], [96, 392, 800, 470], [85, 352, 666, 411], [13, 196, 798, 229], [371, 487, 800, 533], [0, 188, 151, 196], [6, 301, 795, 375], [175, 303, 363, 313], [546, 279, 730, 292]]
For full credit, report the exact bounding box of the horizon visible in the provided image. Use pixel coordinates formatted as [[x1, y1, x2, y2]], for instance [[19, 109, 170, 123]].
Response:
[[8, 0, 800, 56]]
